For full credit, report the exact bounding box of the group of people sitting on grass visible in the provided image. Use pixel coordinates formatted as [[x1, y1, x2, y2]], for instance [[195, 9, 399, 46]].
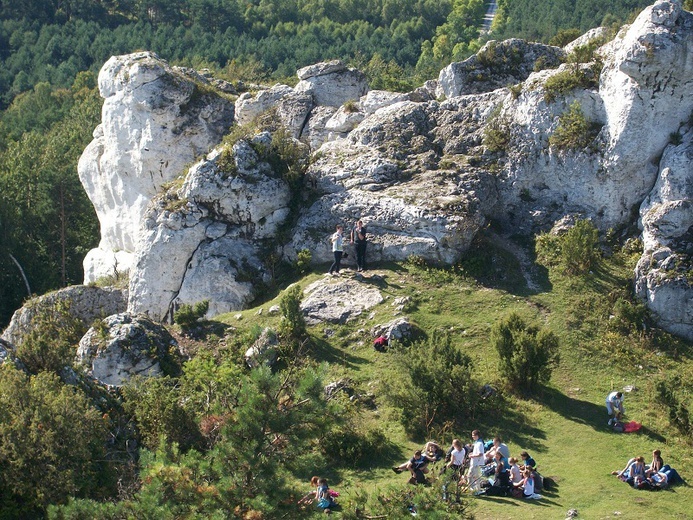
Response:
[[297, 476, 339, 513], [611, 449, 683, 490], [391, 430, 545, 500]]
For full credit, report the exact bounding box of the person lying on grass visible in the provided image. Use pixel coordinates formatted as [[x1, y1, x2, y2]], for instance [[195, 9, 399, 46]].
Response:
[[393, 450, 436, 484]]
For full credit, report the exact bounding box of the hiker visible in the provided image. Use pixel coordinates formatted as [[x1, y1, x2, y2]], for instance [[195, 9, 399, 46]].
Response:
[[485, 436, 510, 464], [393, 450, 435, 484], [626, 457, 647, 487], [316, 478, 337, 511], [647, 449, 664, 475], [519, 450, 536, 470], [465, 430, 485, 491], [328, 225, 344, 276], [350, 219, 368, 272], [515, 467, 542, 499], [606, 391, 625, 425], [446, 439, 467, 474], [508, 457, 522, 483], [373, 335, 389, 352], [423, 440, 445, 461], [297, 476, 321, 505]]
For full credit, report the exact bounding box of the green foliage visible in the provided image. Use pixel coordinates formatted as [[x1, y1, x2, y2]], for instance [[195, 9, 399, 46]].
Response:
[[121, 376, 203, 452], [656, 376, 693, 439], [430, 0, 487, 66], [549, 100, 601, 151], [483, 106, 511, 153], [384, 331, 481, 438], [543, 66, 600, 103], [0, 365, 110, 517], [295, 248, 312, 274], [342, 482, 469, 519], [55, 365, 337, 518], [280, 284, 307, 340], [549, 28, 583, 47], [15, 299, 86, 374], [494, 0, 652, 43], [536, 219, 600, 276], [321, 424, 390, 468], [173, 300, 210, 331], [491, 312, 560, 393], [0, 83, 101, 327]]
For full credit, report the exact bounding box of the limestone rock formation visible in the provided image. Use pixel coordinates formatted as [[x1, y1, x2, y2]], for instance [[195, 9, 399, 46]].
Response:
[[437, 39, 565, 98], [635, 128, 693, 340], [295, 59, 368, 107], [244, 327, 279, 368], [76, 312, 180, 387], [79, 52, 234, 283], [300, 278, 384, 324], [127, 135, 293, 321], [75, 1, 693, 339], [1, 286, 127, 349], [372, 317, 416, 341]]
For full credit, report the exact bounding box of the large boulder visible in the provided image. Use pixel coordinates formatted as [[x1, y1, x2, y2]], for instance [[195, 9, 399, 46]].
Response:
[[437, 39, 565, 98], [300, 278, 384, 324], [635, 126, 693, 340], [1, 286, 127, 349], [295, 60, 368, 107], [235, 84, 314, 138], [79, 52, 234, 282], [127, 133, 294, 321], [76, 312, 180, 387]]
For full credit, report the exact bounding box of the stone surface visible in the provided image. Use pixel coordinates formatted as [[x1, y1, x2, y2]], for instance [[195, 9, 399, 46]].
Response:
[[437, 39, 565, 98], [635, 126, 693, 340], [371, 317, 415, 341], [76, 312, 180, 387], [127, 140, 292, 321], [79, 52, 234, 282], [1, 286, 127, 348], [244, 327, 279, 368], [300, 278, 384, 324], [73, 1, 693, 338], [295, 62, 368, 107]]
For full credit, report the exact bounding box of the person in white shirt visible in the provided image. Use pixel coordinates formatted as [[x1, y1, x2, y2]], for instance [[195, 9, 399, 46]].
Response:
[[446, 439, 466, 474], [464, 430, 485, 491], [606, 390, 624, 425]]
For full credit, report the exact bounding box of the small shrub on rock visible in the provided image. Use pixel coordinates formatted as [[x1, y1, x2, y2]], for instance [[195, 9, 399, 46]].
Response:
[[173, 300, 209, 331]]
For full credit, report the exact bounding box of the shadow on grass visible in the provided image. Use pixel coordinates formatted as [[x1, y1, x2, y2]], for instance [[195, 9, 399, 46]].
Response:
[[310, 336, 370, 369], [478, 394, 548, 453], [537, 386, 609, 431]]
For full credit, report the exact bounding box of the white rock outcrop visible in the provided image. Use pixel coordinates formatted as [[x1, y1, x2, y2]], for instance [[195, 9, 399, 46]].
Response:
[[127, 135, 294, 321], [295, 60, 368, 107], [1, 286, 127, 348], [75, 1, 693, 339], [79, 52, 234, 283], [635, 127, 693, 340], [76, 312, 180, 387], [300, 278, 384, 324]]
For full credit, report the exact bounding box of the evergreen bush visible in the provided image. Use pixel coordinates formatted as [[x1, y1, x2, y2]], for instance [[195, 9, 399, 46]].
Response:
[[491, 312, 560, 393]]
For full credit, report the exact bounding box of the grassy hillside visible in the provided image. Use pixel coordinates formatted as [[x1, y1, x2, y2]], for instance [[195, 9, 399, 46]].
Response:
[[213, 229, 693, 519]]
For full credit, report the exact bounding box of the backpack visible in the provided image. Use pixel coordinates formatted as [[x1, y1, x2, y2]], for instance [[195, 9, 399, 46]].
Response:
[[612, 421, 624, 433]]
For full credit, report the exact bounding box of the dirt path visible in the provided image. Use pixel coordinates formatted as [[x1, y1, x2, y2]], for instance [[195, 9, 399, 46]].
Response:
[[487, 231, 544, 293]]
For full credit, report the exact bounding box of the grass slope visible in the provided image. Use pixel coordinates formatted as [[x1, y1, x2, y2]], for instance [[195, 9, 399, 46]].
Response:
[[216, 232, 693, 519]]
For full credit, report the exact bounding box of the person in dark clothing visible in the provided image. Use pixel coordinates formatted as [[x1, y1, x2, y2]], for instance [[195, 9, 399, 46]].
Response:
[[393, 450, 435, 484], [350, 219, 368, 272]]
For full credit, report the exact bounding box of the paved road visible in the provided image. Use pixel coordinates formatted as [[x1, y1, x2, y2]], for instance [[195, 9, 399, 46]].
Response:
[[482, 0, 498, 34]]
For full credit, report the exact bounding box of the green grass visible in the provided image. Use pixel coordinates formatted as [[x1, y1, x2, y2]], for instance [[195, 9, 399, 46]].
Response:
[[214, 237, 693, 519]]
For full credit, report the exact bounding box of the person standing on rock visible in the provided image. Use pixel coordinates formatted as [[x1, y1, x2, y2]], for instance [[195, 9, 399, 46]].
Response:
[[328, 224, 344, 276], [350, 219, 368, 272]]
